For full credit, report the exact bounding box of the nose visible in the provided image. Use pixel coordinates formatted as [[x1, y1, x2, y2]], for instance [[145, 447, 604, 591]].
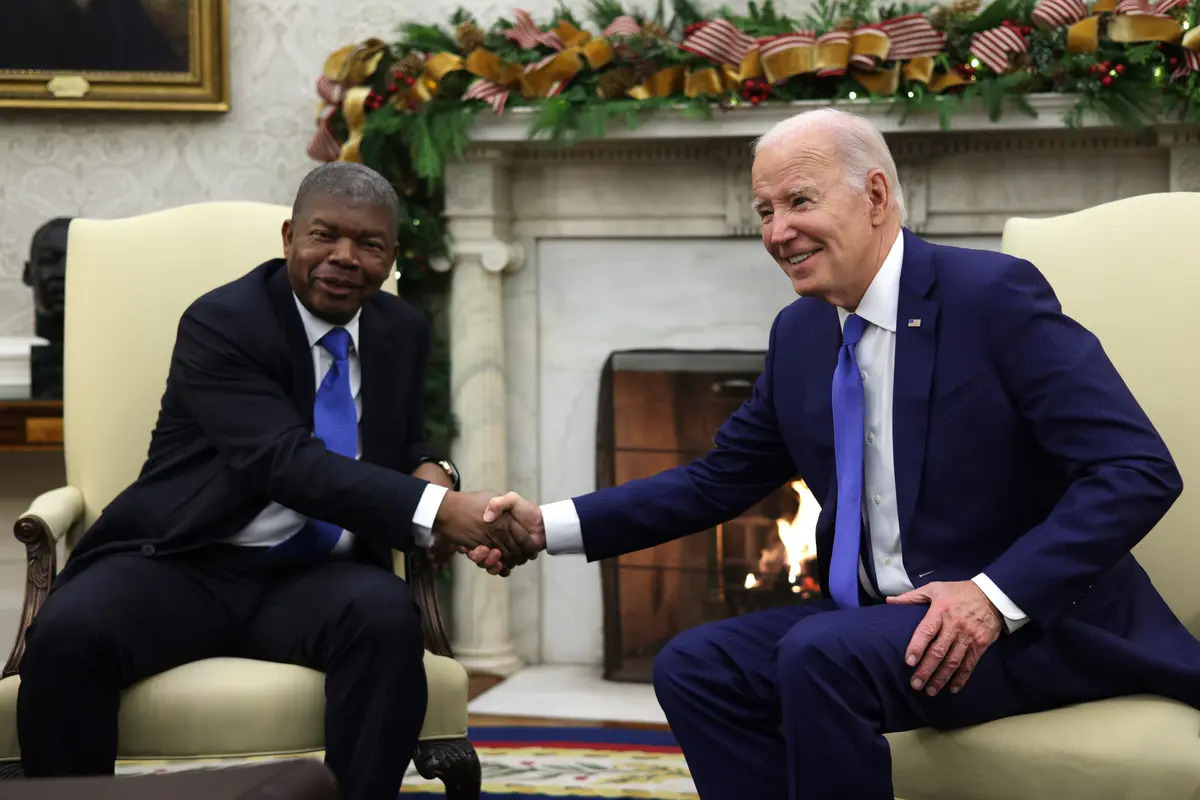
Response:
[[329, 237, 360, 268], [766, 214, 797, 250]]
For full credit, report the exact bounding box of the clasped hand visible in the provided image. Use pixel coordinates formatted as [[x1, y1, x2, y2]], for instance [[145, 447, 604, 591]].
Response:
[[433, 491, 544, 577]]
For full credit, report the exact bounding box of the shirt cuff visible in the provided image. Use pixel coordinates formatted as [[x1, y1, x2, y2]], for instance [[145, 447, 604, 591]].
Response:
[[542, 499, 584, 555], [972, 573, 1030, 634], [412, 483, 449, 549]]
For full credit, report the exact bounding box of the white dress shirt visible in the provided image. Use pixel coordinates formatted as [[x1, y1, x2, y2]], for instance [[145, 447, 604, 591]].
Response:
[[542, 232, 1029, 633], [224, 293, 442, 552]]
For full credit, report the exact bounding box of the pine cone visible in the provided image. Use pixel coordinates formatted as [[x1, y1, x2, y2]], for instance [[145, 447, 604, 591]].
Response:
[[1009, 51, 1033, 72], [456, 21, 486, 52], [951, 0, 981, 15], [838, 15, 856, 31], [396, 52, 424, 79], [597, 66, 637, 98], [641, 21, 668, 40], [929, 5, 952, 30]]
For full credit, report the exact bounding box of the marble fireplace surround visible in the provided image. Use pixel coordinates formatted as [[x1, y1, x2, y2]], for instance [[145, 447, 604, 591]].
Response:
[[440, 94, 1200, 675]]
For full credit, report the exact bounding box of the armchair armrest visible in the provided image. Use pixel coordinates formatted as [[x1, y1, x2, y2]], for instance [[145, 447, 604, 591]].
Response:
[[3, 486, 84, 678], [397, 549, 453, 658]]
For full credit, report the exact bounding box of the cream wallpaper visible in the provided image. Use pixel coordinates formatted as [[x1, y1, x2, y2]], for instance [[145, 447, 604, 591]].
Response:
[[0, 0, 576, 336]]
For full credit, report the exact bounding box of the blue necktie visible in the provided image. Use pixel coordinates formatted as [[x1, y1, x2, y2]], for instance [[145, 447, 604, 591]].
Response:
[[830, 314, 867, 609], [272, 327, 356, 558]]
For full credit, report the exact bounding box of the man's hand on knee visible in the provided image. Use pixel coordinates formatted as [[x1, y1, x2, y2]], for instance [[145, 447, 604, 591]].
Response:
[[886, 581, 1002, 696]]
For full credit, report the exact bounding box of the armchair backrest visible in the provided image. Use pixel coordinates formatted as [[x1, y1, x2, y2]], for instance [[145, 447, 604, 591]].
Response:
[[63, 201, 398, 543], [1001, 192, 1200, 634]]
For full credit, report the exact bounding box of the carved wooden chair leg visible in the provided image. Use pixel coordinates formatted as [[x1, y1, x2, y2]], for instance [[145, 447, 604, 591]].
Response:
[[0, 762, 24, 780], [414, 738, 481, 800]]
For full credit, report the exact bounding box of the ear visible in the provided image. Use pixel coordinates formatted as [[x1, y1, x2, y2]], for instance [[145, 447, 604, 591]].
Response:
[[865, 170, 890, 226], [281, 219, 294, 257]]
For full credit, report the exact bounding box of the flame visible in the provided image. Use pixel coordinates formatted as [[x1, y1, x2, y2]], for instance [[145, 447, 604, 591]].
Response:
[[744, 479, 820, 591], [777, 479, 820, 584]]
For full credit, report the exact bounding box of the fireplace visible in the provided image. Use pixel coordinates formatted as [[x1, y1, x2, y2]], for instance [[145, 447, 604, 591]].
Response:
[[596, 350, 823, 682]]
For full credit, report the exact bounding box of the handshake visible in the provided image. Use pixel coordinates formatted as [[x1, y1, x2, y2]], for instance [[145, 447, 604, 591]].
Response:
[[432, 490, 544, 577]]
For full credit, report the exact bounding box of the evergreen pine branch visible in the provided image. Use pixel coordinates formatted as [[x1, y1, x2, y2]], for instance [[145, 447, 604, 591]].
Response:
[[587, 0, 628, 29], [396, 23, 458, 54]]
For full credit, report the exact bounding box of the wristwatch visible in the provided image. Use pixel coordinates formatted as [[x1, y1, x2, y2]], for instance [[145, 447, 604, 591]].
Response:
[[421, 457, 461, 491]]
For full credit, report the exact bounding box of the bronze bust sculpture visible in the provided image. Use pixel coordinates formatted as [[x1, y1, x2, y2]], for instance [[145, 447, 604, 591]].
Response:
[[22, 218, 70, 399]]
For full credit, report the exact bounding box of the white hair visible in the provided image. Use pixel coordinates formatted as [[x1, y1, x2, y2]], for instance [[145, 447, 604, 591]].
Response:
[[752, 107, 906, 225]]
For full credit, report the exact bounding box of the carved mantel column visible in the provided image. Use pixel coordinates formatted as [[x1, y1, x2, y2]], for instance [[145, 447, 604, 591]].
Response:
[[1157, 129, 1200, 192], [437, 148, 525, 676]]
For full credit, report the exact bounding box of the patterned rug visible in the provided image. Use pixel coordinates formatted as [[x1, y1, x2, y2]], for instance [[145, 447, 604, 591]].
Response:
[[112, 725, 698, 799]]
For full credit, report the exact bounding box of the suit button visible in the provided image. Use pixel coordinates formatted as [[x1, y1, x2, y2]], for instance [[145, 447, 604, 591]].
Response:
[[140, 544, 156, 556]]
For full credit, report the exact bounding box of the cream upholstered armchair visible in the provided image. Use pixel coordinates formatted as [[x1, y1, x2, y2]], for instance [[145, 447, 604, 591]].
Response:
[[0, 202, 480, 797], [885, 192, 1200, 799]]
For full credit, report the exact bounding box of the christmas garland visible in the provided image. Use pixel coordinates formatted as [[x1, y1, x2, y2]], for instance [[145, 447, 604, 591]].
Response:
[[306, 0, 1200, 448]]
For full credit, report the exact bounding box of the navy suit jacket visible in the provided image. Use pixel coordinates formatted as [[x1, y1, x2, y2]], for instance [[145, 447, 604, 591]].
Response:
[[58, 259, 438, 587], [575, 230, 1200, 705]]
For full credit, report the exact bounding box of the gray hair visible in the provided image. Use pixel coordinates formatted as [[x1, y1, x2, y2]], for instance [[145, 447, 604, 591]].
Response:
[[292, 161, 400, 229], [753, 108, 906, 225]]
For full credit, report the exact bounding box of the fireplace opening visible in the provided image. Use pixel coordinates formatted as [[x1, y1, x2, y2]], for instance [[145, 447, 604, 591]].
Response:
[[596, 350, 823, 683]]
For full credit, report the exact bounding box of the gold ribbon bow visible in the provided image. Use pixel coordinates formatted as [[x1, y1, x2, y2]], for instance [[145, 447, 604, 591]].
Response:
[[313, 38, 388, 163]]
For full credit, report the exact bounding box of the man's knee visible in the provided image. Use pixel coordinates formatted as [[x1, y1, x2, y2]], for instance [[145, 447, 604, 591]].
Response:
[[338, 573, 423, 656], [652, 624, 722, 700], [21, 592, 110, 680]]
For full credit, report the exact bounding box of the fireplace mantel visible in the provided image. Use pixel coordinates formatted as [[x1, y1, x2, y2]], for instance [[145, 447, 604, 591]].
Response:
[[441, 96, 1200, 675], [467, 93, 1186, 141]]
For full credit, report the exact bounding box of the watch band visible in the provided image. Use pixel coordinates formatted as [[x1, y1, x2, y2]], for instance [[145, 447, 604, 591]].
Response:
[[420, 457, 461, 491]]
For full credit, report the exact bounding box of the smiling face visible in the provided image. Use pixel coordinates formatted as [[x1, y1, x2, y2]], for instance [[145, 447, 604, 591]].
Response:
[[752, 128, 895, 309], [282, 194, 397, 325]]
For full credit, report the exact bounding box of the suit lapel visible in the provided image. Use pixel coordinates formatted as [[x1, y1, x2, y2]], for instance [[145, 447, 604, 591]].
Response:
[[266, 262, 316, 419], [892, 230, 939, 541]]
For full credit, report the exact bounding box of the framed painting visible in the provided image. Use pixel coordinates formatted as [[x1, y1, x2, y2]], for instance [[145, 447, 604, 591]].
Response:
[[0, 0, 229, 111]]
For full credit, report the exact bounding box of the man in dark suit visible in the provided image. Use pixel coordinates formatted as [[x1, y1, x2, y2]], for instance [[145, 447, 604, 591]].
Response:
[[16, 162, 535, 799], [471, 109, 1200, 797]]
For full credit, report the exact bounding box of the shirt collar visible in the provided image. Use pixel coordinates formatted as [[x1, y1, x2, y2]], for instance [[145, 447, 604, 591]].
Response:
[[837, 230, 904, 333], [292, 293, 361, 353]]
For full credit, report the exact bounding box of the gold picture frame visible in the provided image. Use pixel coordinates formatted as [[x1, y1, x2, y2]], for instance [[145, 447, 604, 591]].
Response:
[[0, 0, 229, 112]]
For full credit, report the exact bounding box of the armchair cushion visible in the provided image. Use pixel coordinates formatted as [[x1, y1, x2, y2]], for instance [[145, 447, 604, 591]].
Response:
[[887, 695, 1200, 800], [0, 651, 467, 762]]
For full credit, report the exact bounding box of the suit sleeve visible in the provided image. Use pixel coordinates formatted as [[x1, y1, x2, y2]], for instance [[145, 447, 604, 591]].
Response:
[[574, 312, 798, 562], [171, 301, 428, 552], [980, 258, 1182, 625]]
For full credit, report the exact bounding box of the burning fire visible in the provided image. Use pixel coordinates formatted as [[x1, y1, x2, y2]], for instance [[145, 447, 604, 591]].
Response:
[[747, 479, 820, 591]]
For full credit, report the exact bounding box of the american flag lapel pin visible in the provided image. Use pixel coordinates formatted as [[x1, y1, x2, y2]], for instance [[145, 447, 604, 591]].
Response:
[[907, 318, 922, 328]]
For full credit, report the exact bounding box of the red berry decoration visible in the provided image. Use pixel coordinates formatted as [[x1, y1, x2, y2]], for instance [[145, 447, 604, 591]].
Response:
[[741, 77, 772, 105], [1170, 56, 1180, 66], [1115, 63, 1125, 74], [1101, 75, 1113, 86]]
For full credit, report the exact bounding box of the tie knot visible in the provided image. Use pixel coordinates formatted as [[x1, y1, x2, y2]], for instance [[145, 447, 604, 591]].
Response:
[[320, 327, 351, 361], [842, 313, 867, 347]]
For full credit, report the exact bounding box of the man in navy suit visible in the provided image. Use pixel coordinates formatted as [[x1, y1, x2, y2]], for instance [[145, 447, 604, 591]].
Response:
[[17, 162, 536, 799], [472, 109, 1200, 797]]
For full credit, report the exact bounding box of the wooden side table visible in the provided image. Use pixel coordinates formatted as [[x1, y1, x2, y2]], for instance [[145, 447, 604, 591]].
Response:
[[0, 401, 63, 451]]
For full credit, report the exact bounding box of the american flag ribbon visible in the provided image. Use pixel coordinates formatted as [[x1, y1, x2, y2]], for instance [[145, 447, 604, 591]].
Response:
[[316, 75, 342, 105], [603, 15, 642, 37], [850, 25, 889, 70], [1173, 47, 1200, 81], [969, 25, 1029, 72], [1031, 0, 1090, 27], [816, 30, 852, 77], [1113, 0, 1188, 15], [880, 13, 947, 60], [307, 107, 343, 162], [504, 9, 564, 49], [462, 53, 569, 114], [680, 18, 758, 66], [757, 31, 816, 57]]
